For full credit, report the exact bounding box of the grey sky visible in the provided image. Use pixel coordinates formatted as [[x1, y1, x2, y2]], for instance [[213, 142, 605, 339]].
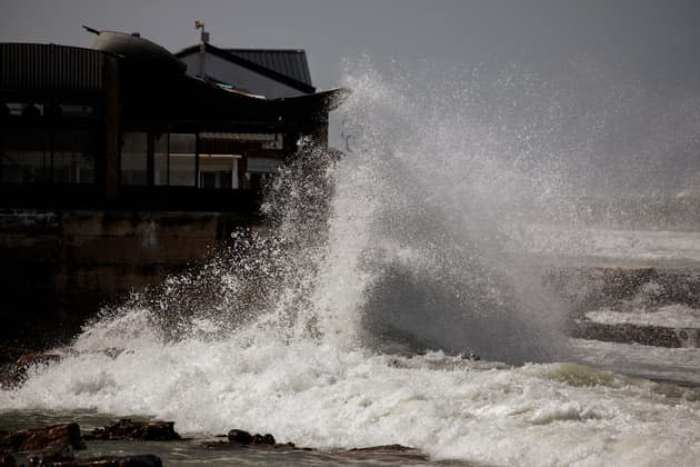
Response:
[[3, 0, 700, 91]]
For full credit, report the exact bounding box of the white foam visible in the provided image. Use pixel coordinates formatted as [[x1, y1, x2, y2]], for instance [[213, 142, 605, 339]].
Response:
[[586, 304, 700, 329], [3, 327, 700, 466], [512, 223, 700, 263]]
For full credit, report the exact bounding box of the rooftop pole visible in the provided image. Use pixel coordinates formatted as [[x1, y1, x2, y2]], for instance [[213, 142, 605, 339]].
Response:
[[194, 20, 210, 81]]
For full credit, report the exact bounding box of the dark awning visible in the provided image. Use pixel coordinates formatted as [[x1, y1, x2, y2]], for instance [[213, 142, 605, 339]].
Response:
[[122, 71, 349, 126]]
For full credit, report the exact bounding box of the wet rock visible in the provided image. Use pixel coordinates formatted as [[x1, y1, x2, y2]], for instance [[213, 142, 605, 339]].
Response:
[[0, 352, 63, 388], [0, 423, 84, 453], [38, 454, 162, 467], [26, 449, 75, 466], [226, 429, 253, 444], [208, 429, 426, 461], [350, 444, 418, 452], [204, 429, 281, 449], [0, 425, 163, 467], [572, 320, 685, 347], [14, 352, 62, 369], [342, 444, 428, 461], [85, 420, 180, 442], [465, 351, 480, 361], [227, 429, 275, 446], [251, 433, 275, 445]]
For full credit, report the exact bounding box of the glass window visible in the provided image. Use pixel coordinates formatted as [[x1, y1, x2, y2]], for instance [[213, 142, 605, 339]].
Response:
[[199, 153, 240, 189], [121, 132, 148, 185], [169, 133, 196, 186], [154, 133, 169, 186], [53, 130, 96, 184], [198, 134, 242, 190], [0, 128, 51, 183], [21, 103, 43, 120], [58, 104, 94, 119]]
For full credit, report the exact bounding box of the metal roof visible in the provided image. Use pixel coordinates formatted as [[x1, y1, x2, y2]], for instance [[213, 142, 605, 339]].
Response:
[[0, 43, 111, 91], [175, 44, 315, 94], [224, 49, 312, 87]]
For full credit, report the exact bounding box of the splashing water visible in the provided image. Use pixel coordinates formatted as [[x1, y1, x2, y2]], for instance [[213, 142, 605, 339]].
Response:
[[2, 62, 700, 466]]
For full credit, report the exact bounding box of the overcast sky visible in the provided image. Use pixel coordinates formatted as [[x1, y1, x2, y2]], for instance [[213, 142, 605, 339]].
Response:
[[3, 0, 700, 91]]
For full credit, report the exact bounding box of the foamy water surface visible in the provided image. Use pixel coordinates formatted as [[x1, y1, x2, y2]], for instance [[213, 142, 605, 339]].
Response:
[[2, 310, 700, 466]]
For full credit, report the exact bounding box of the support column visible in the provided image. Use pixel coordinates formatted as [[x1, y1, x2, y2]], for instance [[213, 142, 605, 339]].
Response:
[[103, 56, 120, 201]]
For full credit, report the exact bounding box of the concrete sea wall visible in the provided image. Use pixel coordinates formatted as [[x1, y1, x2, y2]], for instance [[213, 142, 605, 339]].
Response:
[[0, 209, 257, 359]]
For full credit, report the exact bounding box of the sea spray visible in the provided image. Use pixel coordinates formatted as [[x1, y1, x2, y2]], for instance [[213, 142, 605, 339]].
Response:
[[337, 62, 569, 361], [2, 61, 700, 466]]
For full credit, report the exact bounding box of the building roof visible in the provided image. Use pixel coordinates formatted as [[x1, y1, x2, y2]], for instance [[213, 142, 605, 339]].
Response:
[[175, 44, 315, 94], [0, 43, 112, 91], [224, 49, 312, 88]]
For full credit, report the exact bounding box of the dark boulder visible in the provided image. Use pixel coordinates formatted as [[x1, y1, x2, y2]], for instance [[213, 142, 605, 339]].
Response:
[[252, 433, 275, 446], [0, 423, 84, 453], [210, 429, 427, 461], [342, 444, 427, 461], [202, 429, 280, 449], [85, 419, 180, 441], [226, 429, 253, 444], [0, 425, 164, 467], [0, 352, 63, 388], [0, 423, 83, 467], [226, 429, 275, 446], [41, 454, 163, 467]]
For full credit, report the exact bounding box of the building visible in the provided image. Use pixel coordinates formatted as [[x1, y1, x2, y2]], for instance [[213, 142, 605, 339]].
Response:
[[0, 28, 347, 357], [0, 28, 346, 212]]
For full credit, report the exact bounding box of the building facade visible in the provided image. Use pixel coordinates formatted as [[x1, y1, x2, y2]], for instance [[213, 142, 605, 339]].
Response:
[[0, 32, 343, 212]]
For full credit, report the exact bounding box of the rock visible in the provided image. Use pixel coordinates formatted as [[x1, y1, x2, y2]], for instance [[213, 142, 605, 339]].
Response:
[[226, 429, 274, 446], [350, 444, 418, 452], [1, 349, 130, 389], [0, 423, 84, 453], [341, 444, 428, 461], [572, 320, 685, 347], [226, 429, 253, 444], [41, 454, 163, 467], [26, 449, 75, 466], [466, 351, 481, 361], [0, 352, 63, 388], [251, 433, 275, 445], [0, 423, 82, 467], [212, 430, 425, 461], [85, 419, 180, 441], [0, 425, 163, 467], [15, 352, 62, 369], [202, 429, 279, 449]]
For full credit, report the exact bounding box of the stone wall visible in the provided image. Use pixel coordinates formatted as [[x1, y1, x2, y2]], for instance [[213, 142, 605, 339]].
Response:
[[0, 209, 258, 359]]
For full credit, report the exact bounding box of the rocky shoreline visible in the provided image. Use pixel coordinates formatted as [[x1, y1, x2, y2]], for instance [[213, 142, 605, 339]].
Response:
[[0, 419, 427, 467]]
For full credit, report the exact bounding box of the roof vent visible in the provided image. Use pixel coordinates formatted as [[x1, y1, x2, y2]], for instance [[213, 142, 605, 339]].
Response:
[[131, 32, 141, 38]]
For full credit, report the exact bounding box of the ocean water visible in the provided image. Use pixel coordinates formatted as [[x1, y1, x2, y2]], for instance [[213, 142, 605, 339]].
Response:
[[2, 63, 700, 466]]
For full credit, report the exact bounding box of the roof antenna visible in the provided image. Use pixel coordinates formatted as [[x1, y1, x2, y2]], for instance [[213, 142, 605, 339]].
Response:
[[82, 25, 101, 35], [194, 20, 210, 81]]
